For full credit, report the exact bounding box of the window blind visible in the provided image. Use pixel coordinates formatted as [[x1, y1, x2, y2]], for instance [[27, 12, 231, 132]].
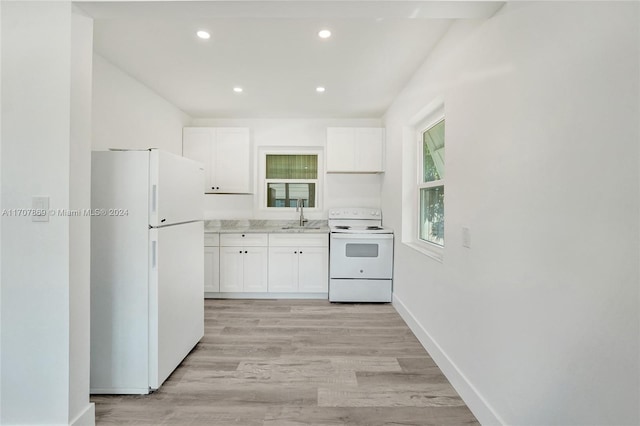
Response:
[[266, 155, 318, 179]]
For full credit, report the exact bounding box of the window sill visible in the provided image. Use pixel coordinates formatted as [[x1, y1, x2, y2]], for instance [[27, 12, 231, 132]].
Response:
[[403, 241, 443, 263], [259, 207, 322, 212]]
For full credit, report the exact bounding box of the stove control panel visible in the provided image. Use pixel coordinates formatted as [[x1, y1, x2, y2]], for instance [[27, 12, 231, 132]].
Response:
[[328, 208, 382, 220]]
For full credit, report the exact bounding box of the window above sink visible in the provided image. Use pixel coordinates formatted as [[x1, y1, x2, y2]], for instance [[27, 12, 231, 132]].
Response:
[[258, 149, 323, 211], [266, 154, 317, 208]]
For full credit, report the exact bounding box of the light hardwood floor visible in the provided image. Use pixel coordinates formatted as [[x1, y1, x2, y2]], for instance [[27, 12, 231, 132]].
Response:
[[92, 299, 479, 425]]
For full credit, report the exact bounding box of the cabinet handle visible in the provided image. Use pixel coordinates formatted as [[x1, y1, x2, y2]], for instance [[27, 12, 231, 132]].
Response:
[[294, 251, 297, 254], [242, 234, 245, 237], [211, 186, 215, 190], [239, 250, 242, 254], [300, 251, 303, 254], [244, 250, 248, 254]]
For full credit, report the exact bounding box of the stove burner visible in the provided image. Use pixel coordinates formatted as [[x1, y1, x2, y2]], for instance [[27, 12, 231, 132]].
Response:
[[334, 225, 351, 230], [366, 226, 383, 230]]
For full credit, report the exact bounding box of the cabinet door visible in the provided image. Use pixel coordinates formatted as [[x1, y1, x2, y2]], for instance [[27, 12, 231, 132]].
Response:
[[243, 247, 268, 292], [355, 128, 384, 172], [183, 128, 213, 192], [221, 233, 268, 247], [204, 246, 220, 293], [268, 247, 298, 292], [214, 128, 251, 194], [219, 246, 244, 292], [298, 247, 328, 293], [326, 128, 355, 172]]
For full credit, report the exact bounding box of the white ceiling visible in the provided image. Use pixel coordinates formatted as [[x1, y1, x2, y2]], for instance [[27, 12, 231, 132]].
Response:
[[80, 1, 504, 119]]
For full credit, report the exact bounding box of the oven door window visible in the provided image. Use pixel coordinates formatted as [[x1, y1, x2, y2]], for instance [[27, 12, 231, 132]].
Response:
[[345, 243, 379, 258]]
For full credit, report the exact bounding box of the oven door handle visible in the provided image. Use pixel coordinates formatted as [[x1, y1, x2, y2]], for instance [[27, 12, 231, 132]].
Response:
[[330, 233, 394, 240]]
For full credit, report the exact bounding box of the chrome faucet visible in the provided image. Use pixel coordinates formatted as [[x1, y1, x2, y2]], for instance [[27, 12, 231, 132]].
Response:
[[296, 199, 308, 227]]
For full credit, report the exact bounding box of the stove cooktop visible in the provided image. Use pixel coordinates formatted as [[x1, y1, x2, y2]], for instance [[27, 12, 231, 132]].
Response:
[[330, 225, 393, 234], [328, 208, 393, 234]]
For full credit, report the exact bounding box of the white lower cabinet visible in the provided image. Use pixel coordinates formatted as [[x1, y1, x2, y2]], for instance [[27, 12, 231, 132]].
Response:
[[268, 247, 298, 292], [220, 234, 268, 292], [242, 247, 269, 292], [268, 234, 328, 293], [219, 246, 244, 292], [207, 232, 328, 297], [204, 246, 220, 292], [204, 233, 220, 294], [297, 246, 328, 292]]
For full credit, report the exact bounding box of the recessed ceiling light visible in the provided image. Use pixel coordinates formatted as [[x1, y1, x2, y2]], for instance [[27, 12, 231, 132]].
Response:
[[316, 87, 326, 93], [196, 30, 210, 40], [233, 87, 243, 93], [318, 29, 332, 39]]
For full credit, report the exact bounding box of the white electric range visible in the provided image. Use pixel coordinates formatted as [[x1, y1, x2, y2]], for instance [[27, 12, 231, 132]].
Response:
[[328, 208, 394, 302]]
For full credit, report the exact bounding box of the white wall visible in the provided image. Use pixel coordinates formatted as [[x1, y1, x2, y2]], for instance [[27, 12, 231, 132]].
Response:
[[0, 0, 3, 414], [191, 118, 383, 220], [69, 6, 95, 426], [0, 0, 3, 412], [1, 2, 94, 424], [383, 2, 639, 425], [92, 54, 191, 155]]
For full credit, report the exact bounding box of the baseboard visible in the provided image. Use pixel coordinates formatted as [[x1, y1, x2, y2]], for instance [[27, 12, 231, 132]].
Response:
[[393, 294, 503, 425], [70, 403, 95, 426], [205, 292, 328, 299], [90, 387, 150, 395]]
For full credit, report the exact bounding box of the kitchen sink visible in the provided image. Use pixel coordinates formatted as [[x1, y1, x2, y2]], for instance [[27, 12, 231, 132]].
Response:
[[280, 226, 321, 230]]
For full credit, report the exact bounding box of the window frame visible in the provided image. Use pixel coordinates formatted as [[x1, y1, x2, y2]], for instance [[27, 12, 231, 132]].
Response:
[[257, 147, 323, 213], [265, 180, 317, 208], [417, 117, 445, 248], [397, 102, 445, 262]]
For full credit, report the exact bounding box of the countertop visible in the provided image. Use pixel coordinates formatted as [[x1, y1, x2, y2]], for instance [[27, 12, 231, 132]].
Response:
[[204, 219, 329, 234]]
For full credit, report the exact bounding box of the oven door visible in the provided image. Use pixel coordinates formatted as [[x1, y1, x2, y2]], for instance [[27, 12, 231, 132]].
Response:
[[330, 233, 393, 279]]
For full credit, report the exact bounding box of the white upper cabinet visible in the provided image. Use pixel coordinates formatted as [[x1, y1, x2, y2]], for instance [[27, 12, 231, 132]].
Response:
[[215, 128, 251, 194], [326, 128, 356, 172], [326, 127, 385, 173], [354, 128, 385, 172], [182, 127, 252, 194]]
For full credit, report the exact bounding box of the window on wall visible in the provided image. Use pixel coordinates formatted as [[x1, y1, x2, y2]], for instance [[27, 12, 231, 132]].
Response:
[[418, 118, 445, 246], [265, 154, 318, 208]]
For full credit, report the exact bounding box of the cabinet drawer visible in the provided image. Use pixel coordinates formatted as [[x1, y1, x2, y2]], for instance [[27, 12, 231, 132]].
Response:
[[269, 233, 328, 247], [220, 233, 268, 247], [204, 233, 220, 246]]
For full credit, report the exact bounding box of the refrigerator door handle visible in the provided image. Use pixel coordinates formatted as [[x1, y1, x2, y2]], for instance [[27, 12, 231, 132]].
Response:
[[151, 184, 158, 213], [151, 240, 157, 269]]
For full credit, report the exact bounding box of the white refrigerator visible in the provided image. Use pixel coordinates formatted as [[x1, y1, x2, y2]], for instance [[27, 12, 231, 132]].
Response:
[[90, 149, 205, 394]]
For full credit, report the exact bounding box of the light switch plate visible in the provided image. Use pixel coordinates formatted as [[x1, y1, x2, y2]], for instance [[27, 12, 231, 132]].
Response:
[[462, 227, 471, 248], [32, 196, 49, 222]]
